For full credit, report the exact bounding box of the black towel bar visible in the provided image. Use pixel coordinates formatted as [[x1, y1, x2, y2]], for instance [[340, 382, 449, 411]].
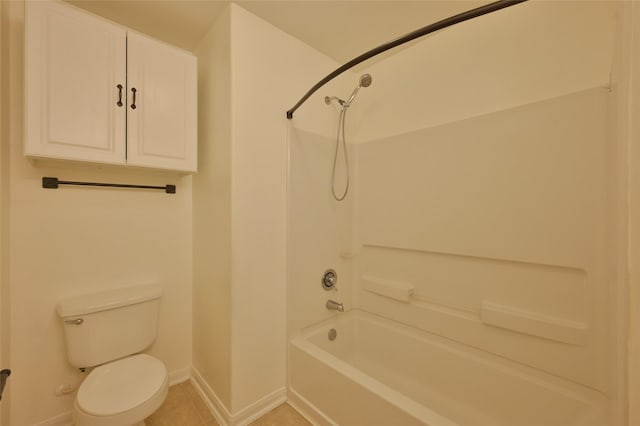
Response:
[[42, 177, 176, 194]]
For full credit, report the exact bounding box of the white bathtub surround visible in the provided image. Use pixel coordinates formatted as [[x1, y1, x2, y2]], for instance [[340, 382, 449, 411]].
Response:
[[291, 310, 606, 426], [287, 127, 357, 335], [361, 275, 414, 302], [286, 2, 622, 417], [355, 89, 612, 393], [288, 89, 618, 424]]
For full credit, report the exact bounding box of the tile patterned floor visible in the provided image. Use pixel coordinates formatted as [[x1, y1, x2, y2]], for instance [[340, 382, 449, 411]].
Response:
[[146, 381, 217, 425], [248, 402, 311, 426], [146, 381, 311, 426]]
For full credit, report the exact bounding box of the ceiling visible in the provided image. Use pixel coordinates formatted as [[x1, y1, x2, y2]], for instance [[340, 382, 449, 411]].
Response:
[[236, 1, 486, 64], [66, 0, 488, 63], [66, 0, 228, 51]]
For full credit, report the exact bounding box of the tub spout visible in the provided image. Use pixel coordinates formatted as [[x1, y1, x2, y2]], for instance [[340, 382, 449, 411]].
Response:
[[326, 299, 344, 312]]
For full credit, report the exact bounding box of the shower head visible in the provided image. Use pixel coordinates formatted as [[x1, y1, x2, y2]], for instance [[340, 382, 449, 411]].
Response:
[[325, 74, 373, 110], [360, 74, 372, 88], [344, 74, 373, 108]]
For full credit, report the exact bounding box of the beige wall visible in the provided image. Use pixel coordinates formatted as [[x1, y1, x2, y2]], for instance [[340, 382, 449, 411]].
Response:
[[193, 6, 232, 411], [351, 1, 617, 143], [229, 4, 356, 413], [4, 1, 193, 424], [194, 3, 353, 418], [0, 1, 8, 424], [624, 2, 640, 425]]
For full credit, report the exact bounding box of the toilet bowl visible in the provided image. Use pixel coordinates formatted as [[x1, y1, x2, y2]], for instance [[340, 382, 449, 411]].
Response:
[[56, 284, 168, 426], [74, 354, 168, 426]]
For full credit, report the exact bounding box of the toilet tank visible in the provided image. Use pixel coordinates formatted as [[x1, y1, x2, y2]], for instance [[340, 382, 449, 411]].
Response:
[[56, 284, 162, 368]]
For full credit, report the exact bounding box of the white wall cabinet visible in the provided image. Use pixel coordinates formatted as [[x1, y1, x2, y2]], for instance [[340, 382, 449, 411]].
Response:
[[126, 33, 197, 171], [25, 1, 197, 173]]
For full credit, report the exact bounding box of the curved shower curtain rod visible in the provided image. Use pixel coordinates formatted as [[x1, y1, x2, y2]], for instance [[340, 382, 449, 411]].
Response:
[[285, 0, 528, 120]]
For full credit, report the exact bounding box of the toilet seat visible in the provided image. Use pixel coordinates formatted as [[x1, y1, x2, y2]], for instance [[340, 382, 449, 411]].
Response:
[[74, 354, 168, 426]]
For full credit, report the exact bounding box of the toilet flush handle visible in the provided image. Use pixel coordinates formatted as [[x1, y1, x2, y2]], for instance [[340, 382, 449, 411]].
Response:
[[64, 318, 83, 325]]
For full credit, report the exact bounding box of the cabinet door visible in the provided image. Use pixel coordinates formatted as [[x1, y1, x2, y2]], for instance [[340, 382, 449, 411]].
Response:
[[25, 1, 127, 164], [127, 32, 197, 172]]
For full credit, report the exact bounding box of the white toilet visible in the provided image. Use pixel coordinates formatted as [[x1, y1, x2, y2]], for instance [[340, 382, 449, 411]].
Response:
[[57, 284, 169, 426]]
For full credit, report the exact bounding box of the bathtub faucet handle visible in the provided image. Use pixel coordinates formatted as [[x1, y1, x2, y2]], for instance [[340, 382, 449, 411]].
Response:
[[326, 299, 344, 312]]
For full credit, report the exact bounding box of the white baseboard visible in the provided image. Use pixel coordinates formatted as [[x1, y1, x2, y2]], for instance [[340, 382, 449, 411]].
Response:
[[168, 366, 191, 386], [232, 387, 286, 426], [288, 387, 334, 426], [190, 366, 232, 425], [190, 366, 287, 426], [34, 410, 73, 426]]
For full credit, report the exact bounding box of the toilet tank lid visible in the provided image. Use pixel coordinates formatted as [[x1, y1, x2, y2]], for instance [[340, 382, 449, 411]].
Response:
[[56, 284, 162, 317]]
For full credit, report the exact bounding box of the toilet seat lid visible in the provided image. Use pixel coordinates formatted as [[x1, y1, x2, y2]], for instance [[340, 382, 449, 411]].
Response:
[[77, 353, 167, 416]]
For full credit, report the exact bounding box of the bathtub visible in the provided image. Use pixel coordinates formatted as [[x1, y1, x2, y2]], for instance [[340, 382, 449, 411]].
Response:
[[289, 310, 607, 426]]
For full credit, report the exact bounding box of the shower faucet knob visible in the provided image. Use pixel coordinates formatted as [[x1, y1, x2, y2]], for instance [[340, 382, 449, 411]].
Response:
[[322, 269, 337, 290]]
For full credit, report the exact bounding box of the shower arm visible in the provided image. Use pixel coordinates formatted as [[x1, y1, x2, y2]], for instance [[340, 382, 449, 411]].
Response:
[[285, 0, 527, 120]]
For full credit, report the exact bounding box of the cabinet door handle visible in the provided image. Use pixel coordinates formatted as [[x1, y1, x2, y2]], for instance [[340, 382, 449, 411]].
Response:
[[0, 369, 10, 401], [130, 87, 137, 110], [116, 84, 123, 107]]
